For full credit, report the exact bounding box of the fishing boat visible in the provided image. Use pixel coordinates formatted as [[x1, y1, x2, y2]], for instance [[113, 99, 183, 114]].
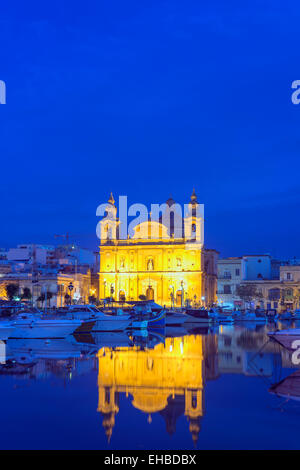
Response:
[[184, 308, 212, 325], [131, 301, 166, 329], [65, 305, 132, 331], [208, 308, 234, 323], [277, 311, 294, 321], [9, 313, 87, 339], [268, 328, 300, 350], [130, 319, 148, 329], [165, 310, 187, 326], [234, 311, 266, 323]]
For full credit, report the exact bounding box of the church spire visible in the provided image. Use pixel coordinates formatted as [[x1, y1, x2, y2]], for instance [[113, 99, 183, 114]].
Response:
[[190, 188, 197, 203], [108, 192, 115, 205]]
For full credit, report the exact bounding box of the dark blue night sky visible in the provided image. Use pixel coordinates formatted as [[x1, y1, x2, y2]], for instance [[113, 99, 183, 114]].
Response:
[[0, 0, 300, 257]]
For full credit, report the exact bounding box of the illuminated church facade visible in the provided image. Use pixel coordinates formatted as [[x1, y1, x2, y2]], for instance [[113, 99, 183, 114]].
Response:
[[98, 191, 218, 307]]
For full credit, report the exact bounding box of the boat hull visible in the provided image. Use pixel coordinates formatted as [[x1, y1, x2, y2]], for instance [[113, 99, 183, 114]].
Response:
[[166, 313, 187, 326], [91, 318, 132, 331], [0, 324, 15, 341], [268, 331, 300, 350], [10, 319, 82, 339]]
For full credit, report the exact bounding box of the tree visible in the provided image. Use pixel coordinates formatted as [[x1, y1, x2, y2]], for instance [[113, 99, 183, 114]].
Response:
[[5, 283, 19, 301], [64, 293, 71, 305], [38, 292, 53, 307], [88, 295, 97, 304], [236, 284, 263, 306], [21, 287, 32, 300]]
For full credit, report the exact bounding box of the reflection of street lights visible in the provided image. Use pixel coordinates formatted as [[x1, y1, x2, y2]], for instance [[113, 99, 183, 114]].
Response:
[[169, 285, 175, 309], [110, 284, 114, 301], [180, 281, 184, 308], [60, 283, 64, 307]]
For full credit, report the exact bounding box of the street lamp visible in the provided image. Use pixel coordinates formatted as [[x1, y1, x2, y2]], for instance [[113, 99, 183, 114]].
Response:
[[68, 282, 74, 305]]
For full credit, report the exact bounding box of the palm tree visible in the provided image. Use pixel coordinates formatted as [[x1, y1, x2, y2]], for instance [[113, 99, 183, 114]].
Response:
[[21, 287, 32, 301], [5, 283, 19, 301]]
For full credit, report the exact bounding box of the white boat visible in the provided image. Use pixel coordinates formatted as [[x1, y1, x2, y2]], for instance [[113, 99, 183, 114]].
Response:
[[66, 305, 132, 331], [0, 321, 15, 340], [268, 328, 300, 350], [10, 313, 84, 339], [165, 311, 187, 326], [6, 336, 95, 362]]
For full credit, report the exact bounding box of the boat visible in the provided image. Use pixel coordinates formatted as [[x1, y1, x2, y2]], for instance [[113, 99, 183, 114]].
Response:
[[234, 311, 266, 323], [184, 308, 212, 324], [266, 309, 277, 321], [9, 313, 87, 339], [65, 305, 132, 331], [268, 328, 300, 350], [6, 336, 97, 362], [269, 370, 300, 401], [131, 301, 166, 329], [208, 308, 234, 323], [0, 321, 15, 340], [277, 311, 294, 321], [165, 310, 187, 326], [130, 319, 148, 329], [293, 309, 300, 319]]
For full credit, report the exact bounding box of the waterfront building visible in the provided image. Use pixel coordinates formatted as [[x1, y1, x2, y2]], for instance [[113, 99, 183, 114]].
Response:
[[217, 254, 272, 308], [0, 270, 92, 307], [217, 257, 246, 308], [241, 264, 300, 311], [98, 191, 218, 307]]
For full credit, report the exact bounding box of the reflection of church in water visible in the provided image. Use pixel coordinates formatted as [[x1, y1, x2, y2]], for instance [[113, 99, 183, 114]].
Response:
[[97, 334, 218, 445]]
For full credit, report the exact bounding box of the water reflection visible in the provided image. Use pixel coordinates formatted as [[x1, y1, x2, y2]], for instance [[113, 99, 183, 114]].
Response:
[[1, 324, 300, 448], [97, 334, 217, 445]]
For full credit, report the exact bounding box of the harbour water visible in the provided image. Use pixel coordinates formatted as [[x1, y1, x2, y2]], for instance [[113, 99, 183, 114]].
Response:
[[0, 323, 299, 450]]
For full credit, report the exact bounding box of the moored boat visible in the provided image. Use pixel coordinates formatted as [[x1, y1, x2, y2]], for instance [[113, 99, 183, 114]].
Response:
[[10, 313, 85, 339], [66, 305, 132, 331], [268, 328, 300, 350], [165, 310, 187, 326], [184, 308, 212, 324], [0, 321, 15, 340]]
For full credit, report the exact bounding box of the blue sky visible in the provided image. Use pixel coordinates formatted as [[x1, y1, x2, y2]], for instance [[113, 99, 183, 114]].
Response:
[[0, 0, 300, 257]]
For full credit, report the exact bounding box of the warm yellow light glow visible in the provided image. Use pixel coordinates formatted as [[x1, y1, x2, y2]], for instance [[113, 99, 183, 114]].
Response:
[[97, 335, 208, 443]]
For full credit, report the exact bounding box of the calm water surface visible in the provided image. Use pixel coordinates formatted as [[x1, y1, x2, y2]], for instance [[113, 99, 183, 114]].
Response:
[[0, 323, 299, 450]]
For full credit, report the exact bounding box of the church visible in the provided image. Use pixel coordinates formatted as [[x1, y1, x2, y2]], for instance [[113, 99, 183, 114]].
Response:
[[98, 191, 218, 308]]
